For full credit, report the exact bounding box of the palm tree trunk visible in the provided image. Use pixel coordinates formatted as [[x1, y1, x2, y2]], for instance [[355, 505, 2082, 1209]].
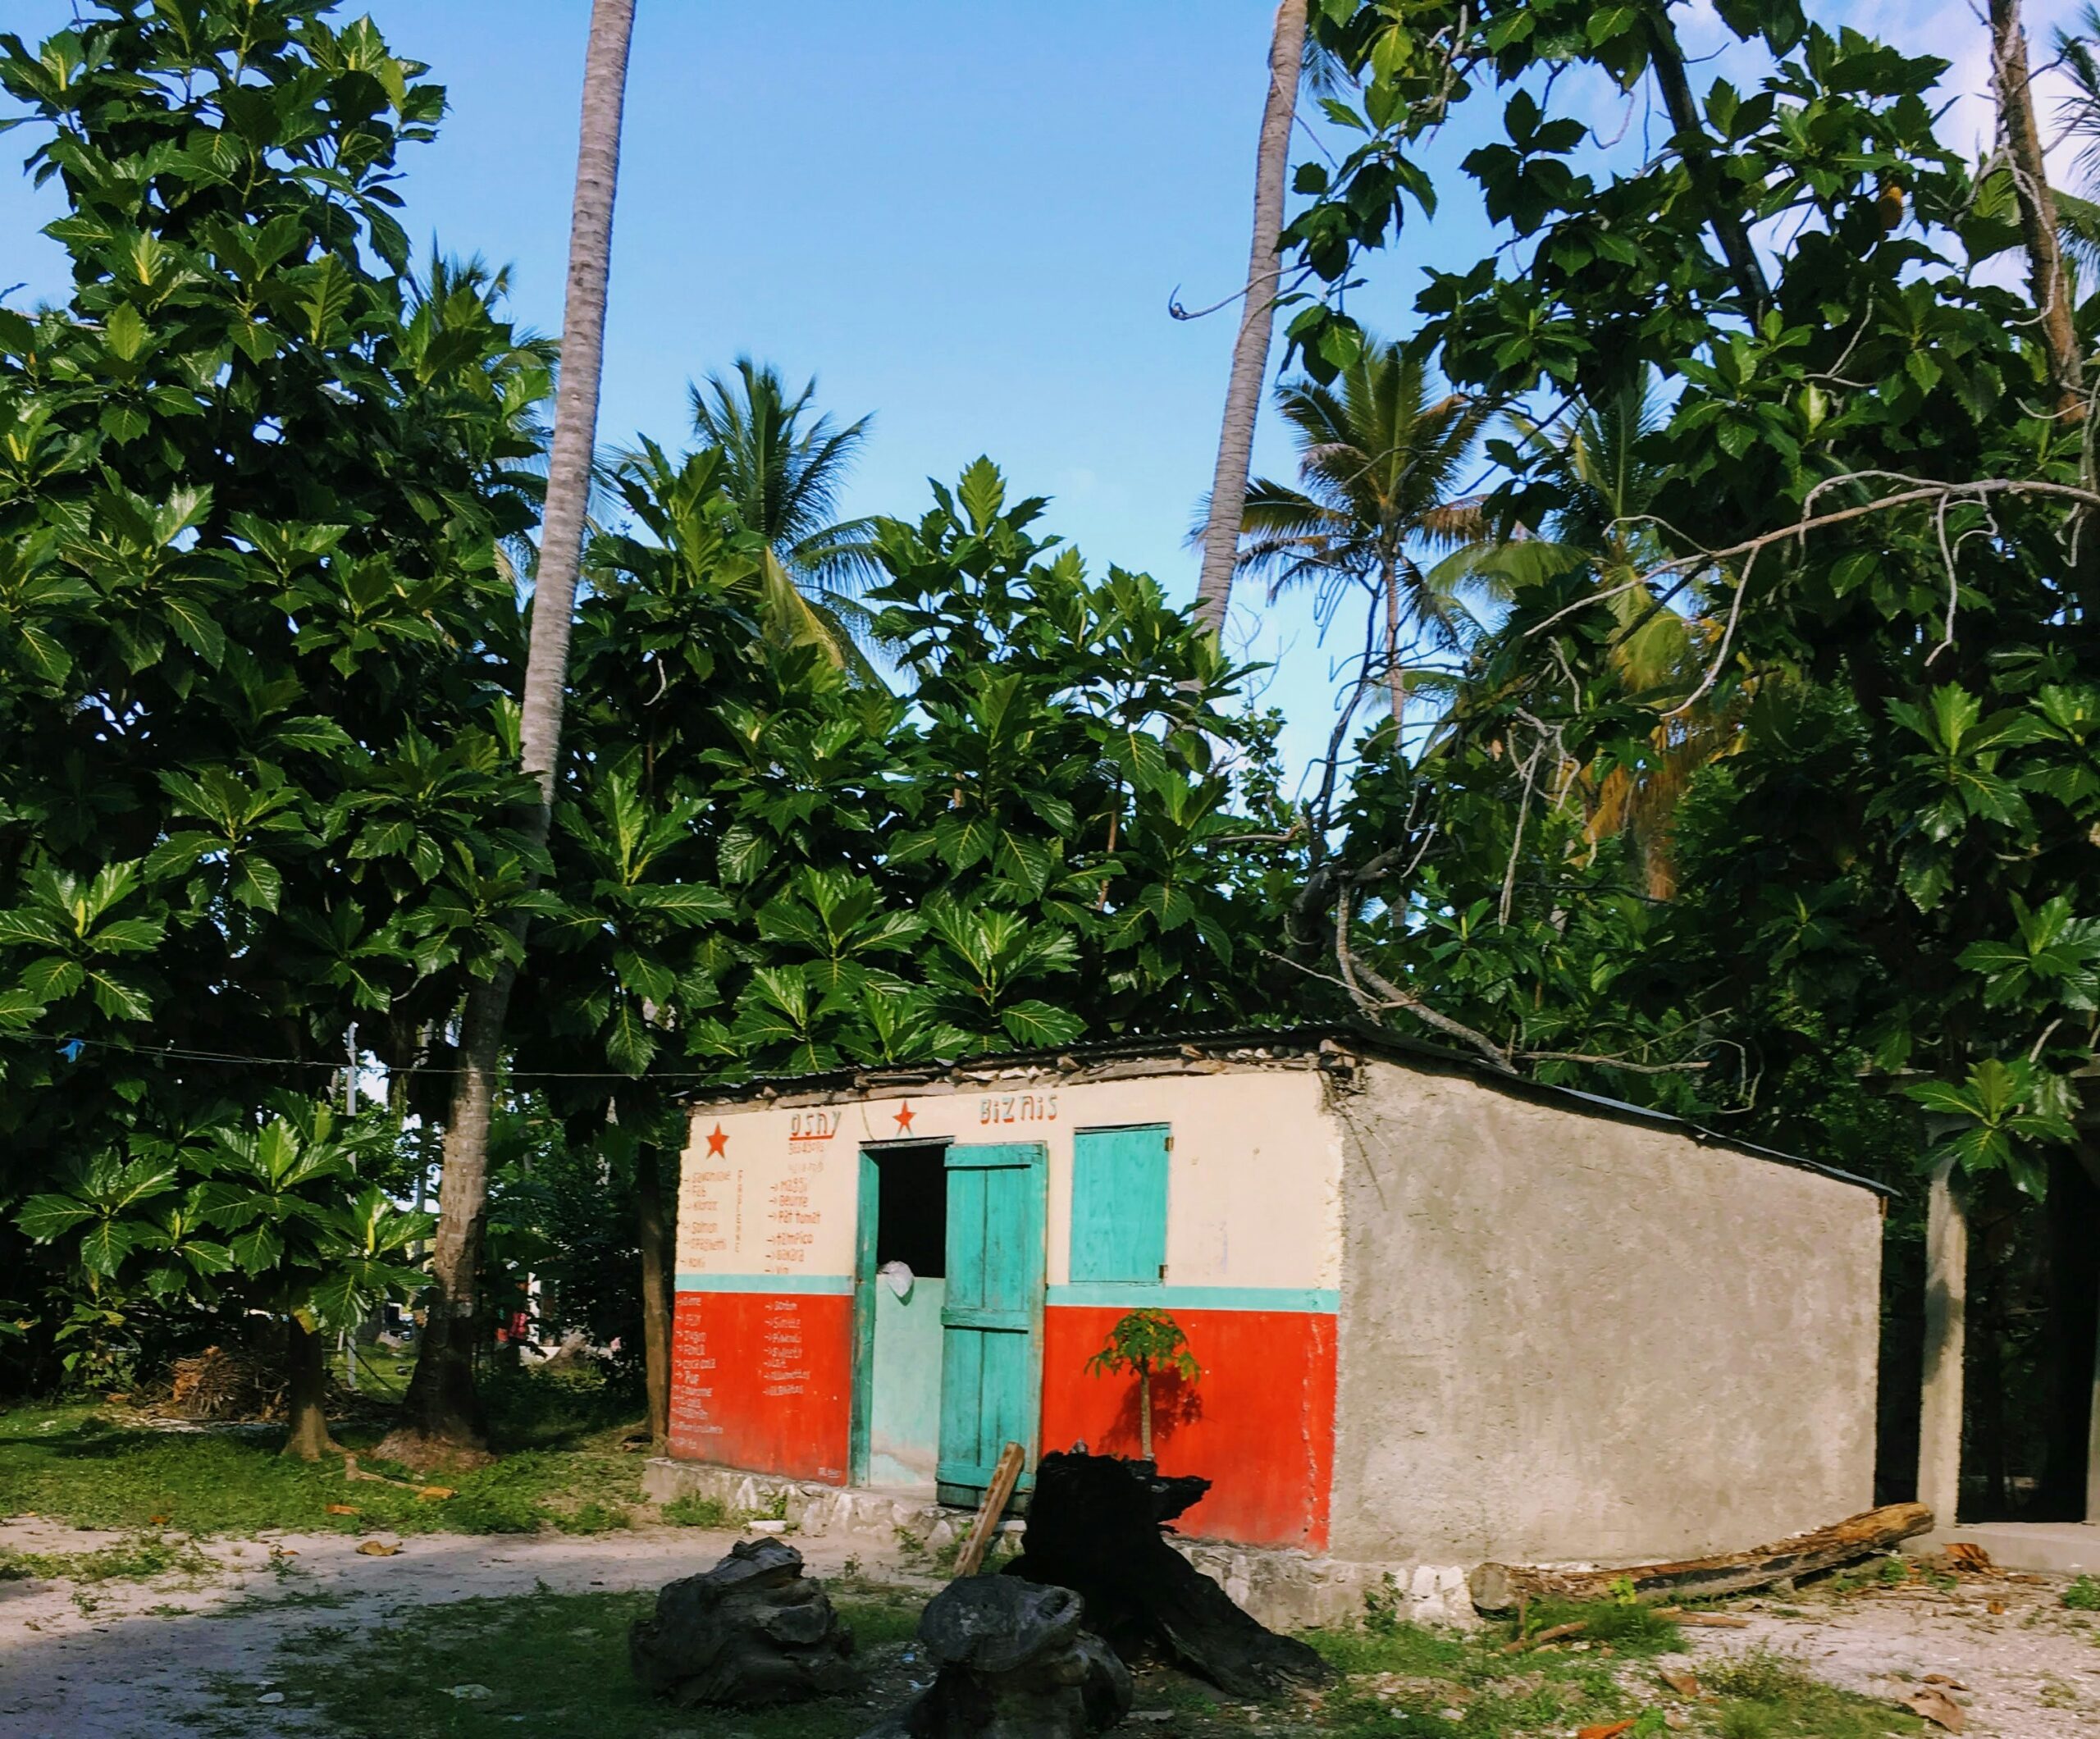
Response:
[[1382, 555, 1405, 722], [1192, 0, 1308, 639], [636, 1140, 673, 1447], [282, 1317, 339, 1462], [1989, 0, 2085, 418], [382, 0, 637, 1468]]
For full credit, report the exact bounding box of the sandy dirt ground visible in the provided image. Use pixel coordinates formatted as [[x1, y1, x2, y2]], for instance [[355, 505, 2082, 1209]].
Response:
[[1673, 1573, 2100, 1739], [4, 1516, 2099, 1738]]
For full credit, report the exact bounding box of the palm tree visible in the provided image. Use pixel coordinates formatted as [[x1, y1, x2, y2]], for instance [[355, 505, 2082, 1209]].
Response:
[[1461, 375, 1741, 897], [677, 358, 883, 672], [1192, 0, 1311, 641], [381, 0, 636, 1468], [1230, 338, 1495, 721], [2049, 6, 2100, 278]]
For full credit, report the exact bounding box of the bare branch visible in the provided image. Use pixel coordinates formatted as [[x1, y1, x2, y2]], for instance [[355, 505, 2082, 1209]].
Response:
[[1519, 1050, 1710, 1072]]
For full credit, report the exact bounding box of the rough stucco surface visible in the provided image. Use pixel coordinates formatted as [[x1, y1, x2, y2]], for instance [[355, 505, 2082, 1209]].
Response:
[[1327, 1059, 1883, 1568]]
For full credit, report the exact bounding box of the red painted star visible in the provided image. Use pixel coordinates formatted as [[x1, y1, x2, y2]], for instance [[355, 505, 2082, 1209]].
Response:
[[893, 1102, 915, 1133], [705, 1123, 728, 1157]]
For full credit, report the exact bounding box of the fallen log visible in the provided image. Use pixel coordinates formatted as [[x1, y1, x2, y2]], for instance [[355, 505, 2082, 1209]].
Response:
[[1469, 1502, 1933, 1614]]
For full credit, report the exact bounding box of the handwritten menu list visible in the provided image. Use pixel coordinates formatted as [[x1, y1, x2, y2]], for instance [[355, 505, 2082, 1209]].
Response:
[[669, 1304, 720, 1439], [687, 1164, 733, 1260], [760, 1298, 808, 1397], [761, 1159, 824, 1273]]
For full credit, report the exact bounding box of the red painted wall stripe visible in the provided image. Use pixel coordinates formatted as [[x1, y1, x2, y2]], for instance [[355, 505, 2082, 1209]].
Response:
[[669, 1293, 1338, 1546], [669, 1289, 851, 1484], [1041, 1305, 1336, 1551]]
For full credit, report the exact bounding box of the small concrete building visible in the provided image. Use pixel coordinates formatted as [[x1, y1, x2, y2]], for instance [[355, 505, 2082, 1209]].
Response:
[[651, 1028, 1886, 1621]]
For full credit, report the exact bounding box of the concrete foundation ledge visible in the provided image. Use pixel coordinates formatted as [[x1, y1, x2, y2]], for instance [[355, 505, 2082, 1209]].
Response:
[[639, 1459, 1476, 1632], [1905, 1522, 2100, 1573], [640, 1457, 957, 1545], [1176, 1543, 1477, 1631]]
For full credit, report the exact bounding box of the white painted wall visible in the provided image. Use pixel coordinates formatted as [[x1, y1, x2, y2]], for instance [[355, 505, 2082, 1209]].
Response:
[[676, 1065, 1344, 1294]]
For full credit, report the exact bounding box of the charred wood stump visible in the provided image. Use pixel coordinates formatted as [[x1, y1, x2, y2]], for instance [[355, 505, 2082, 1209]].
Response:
[[860, 1576, 1131, 1739], [1004, 1450, 1328, 1699], [630, 1537, 861, 1708]]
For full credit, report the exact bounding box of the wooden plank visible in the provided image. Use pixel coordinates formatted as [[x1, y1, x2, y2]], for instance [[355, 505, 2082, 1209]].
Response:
[[1071, 1125, 1171, 1285], [952, 1440, 1025, 1578], [1469, 1503, 1935, 1613]]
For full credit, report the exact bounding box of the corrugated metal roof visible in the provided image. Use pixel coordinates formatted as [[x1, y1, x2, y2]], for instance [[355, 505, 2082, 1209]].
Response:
[[677, 1020, 1894, 1198]]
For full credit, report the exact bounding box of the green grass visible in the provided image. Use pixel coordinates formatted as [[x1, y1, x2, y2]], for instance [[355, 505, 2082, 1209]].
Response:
[[1297, 1612, 1923, 1739], [1520, 1595, 1686, 1652], [220, 1587, 923, 1739], [2064, 1573, 2100, 1611], [1699, 1649, 1924, 1739], [0, 1531, 216, 1584], [190, 1582, 1929, 1739], [0, 1366, 652, 1541]]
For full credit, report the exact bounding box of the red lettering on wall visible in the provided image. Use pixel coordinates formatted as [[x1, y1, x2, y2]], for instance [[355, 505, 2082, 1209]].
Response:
[[668, 1289, 851, 1482]]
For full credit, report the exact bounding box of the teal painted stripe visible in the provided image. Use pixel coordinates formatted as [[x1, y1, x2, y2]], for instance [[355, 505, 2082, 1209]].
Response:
[[675, 1272, 852, 1296], [1048, 1283, 1338, 1314]]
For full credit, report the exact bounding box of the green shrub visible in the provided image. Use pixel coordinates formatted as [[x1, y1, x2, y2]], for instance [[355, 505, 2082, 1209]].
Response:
[[555, 1500, 630, 1535], [660, 1493, 728, 1527]]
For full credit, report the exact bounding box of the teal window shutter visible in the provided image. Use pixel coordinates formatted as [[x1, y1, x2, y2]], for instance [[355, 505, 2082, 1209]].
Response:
[[1070, 1125, 1170, 1285]]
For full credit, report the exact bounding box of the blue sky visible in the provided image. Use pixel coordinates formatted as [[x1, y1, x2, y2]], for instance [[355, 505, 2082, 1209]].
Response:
[[0, 0, 2076, 783]]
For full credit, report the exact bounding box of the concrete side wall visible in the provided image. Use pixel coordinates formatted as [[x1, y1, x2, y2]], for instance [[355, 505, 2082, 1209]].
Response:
[[1328, 1060, 1883, 1567]]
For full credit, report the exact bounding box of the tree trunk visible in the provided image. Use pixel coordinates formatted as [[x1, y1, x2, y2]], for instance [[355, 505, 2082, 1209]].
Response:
[[1192, 0, 1308, 639], [1137, 1358, 1153, 1461], [1989, 0, 2085, 418], [1917, 1152, 1967, 1525], [281, 1316, 339, 1462], [382, 0, 637, 1468], [1642, 10, 1769, 315], [637, 1140, 673, 1448]]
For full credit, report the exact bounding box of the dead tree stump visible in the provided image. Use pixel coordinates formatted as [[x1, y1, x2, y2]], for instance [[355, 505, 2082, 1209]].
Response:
[[1004, 1450, 1329, 1699], [629, 1537, 861, 1708], [860, 1575, 1131, 1739]]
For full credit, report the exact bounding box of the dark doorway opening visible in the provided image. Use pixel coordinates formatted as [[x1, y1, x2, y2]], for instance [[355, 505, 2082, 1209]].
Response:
[[873, 1143, 947, 1279]]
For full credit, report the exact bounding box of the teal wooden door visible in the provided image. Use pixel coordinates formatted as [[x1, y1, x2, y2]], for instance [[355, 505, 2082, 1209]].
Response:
[[937, 1142, 1046, 1505]]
